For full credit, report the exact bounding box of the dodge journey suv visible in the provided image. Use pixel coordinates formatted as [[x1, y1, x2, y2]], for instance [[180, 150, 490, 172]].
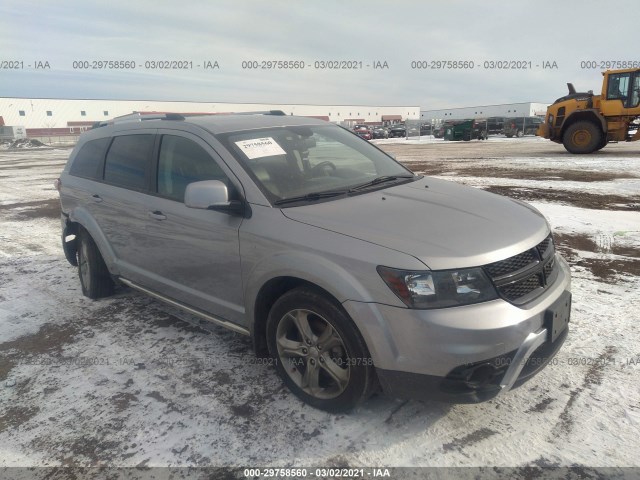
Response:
[[57, 111, 571, 412]]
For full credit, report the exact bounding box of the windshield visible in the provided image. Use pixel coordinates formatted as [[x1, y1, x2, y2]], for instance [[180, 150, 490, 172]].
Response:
[[218, 124, 414, 204]]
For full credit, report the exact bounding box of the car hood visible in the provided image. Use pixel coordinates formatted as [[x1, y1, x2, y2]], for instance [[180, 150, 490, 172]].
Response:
[[281, 177, 549, 270]]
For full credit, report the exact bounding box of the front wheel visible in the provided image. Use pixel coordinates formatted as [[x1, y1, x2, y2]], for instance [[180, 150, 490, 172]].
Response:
[[266, 287, 376, 412], [562, 121, 603, 154], [594, 135, 608, 151]]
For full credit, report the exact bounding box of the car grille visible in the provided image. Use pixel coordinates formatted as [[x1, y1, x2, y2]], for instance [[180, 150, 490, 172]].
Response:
[[483, 235, 557, 305]]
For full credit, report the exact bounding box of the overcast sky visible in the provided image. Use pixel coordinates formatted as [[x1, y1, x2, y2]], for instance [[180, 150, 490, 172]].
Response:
[[0, 0, 637, 108]]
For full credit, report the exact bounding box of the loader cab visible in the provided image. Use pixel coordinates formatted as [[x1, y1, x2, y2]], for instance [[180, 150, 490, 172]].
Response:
[[601, 69, 640, 115]]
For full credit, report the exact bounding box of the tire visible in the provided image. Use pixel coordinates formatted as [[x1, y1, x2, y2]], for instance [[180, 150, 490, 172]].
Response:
[[266, 287, 376, 412], [594, 135, 608, 151], [77, 229, 114, 299], [562, 121, 603, 154], [505, 134, 513, 138]]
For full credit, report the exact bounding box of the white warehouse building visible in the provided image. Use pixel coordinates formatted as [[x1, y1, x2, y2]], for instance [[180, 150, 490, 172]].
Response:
[[420, 102, 549, 122], [0, 97, 419, 141]]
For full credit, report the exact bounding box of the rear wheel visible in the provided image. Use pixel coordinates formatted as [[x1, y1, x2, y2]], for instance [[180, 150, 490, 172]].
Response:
[[562, 121, 603, 154], [77, 229, 114, 299], [266, 287, 376, 412]]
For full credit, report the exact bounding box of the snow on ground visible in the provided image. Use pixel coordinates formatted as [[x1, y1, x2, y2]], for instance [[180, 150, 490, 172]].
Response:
[[438, 173, 640, 197], [371, 135, 548, 146], [0, 141, 639, 471]]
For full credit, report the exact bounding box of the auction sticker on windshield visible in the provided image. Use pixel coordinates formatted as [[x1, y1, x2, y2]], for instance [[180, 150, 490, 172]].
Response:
[[234, 137, 286, 159]]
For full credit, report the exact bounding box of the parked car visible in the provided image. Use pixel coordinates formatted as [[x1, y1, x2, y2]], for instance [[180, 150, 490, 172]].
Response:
[[387, 124, 406, 138], [57, 112, 571, 412], [371, 125, 389, 139], [485, 117, 506, 135], [420, 123, 433, 135], [353, 124, 372, 140], [471, 120, 489, 140], [433, 121, 454, 138], [503, 117, 544, 137]]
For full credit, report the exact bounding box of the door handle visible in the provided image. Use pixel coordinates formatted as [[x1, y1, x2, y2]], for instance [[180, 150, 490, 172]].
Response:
[[148, 210, 167, 221], [91, 194, 103, 203]]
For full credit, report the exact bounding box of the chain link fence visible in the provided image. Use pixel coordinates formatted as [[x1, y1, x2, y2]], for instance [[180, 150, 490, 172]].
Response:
[[344, 116, 545, 141]]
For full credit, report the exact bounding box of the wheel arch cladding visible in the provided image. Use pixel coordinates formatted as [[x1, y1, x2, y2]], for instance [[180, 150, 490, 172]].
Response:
[[68, 206, 119, 275], [251, 277, 350, 358]]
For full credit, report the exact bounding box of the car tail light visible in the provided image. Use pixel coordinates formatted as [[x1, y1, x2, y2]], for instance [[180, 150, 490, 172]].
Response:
[[54, 178, 61, 191]]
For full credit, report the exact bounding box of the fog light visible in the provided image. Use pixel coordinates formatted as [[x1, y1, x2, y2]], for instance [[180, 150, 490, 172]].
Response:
[[464, 364, 496, 389]]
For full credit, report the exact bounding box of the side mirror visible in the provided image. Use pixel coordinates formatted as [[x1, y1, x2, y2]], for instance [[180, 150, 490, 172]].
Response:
[[184, 180, 243, 214]]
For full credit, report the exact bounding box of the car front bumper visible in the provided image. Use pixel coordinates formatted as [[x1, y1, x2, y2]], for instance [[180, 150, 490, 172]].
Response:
[[342, 254, 571, 402]]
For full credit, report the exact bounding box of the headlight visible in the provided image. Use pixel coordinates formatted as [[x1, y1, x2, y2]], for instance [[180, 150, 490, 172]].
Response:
[[548, 114, 554, 125], [377, 266, 498, 309]]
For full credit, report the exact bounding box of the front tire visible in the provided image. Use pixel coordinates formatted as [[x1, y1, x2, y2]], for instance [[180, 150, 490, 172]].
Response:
[[562, 121, 603, 154], [77, 229, 114, 299], [594, 135, 608, 151], [266, 287, 376, 412]]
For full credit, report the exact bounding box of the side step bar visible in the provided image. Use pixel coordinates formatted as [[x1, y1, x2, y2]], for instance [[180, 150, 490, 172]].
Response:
[[119, 278, 250, 336]]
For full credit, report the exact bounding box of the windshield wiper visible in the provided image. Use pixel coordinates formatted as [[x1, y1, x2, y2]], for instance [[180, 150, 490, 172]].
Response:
[[273, 190, 348, 206], [348, 175, 415, 193]]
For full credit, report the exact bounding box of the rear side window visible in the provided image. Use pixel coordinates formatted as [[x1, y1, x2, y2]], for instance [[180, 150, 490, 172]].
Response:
[[104, 134, 154, 190], [69, 137, 110, 180], [157, 135, 227, 202]]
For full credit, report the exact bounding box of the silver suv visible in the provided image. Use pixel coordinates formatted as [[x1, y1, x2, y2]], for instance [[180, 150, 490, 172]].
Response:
[[57, 112, 571, 412]]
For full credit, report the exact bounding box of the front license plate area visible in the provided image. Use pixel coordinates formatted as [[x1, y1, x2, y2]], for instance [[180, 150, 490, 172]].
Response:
[[545, 291, 571, 343]]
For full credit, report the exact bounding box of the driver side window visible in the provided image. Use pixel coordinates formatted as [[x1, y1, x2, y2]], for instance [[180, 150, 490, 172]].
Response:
[[157, 135, 228, 202]]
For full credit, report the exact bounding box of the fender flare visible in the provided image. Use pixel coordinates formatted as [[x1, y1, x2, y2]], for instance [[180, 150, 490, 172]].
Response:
[[68, 206, 120, 275], [561, 109, 608, 137]]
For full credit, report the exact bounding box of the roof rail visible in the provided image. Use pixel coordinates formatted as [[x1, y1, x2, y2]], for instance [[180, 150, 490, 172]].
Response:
[[112, 112, 186, 123], [90, 110, 287, 130], [91, 112, 186, 129], [233, 110, 287, 116]]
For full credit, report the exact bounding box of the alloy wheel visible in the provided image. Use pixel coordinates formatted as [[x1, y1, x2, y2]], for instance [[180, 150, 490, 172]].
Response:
[[275, 309, 350, 399]]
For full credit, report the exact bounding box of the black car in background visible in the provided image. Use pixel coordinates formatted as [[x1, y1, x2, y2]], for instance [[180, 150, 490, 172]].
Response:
[[387, 124, 406, 138], [476, 117, 506, 135], [420, 123, 434, 135], [503, 117, 544, 137]]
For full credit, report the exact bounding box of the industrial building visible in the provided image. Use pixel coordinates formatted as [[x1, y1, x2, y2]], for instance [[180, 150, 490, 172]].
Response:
[[0, 97, 419, 143], [420, 102, 549, 122]]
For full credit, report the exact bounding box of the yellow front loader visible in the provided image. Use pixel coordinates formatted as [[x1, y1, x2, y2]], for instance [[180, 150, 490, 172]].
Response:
[[537, 69, 640, 153]]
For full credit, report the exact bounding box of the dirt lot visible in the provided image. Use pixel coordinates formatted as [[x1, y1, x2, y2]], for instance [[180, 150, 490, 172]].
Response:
[[0, 137, 639, 472]]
